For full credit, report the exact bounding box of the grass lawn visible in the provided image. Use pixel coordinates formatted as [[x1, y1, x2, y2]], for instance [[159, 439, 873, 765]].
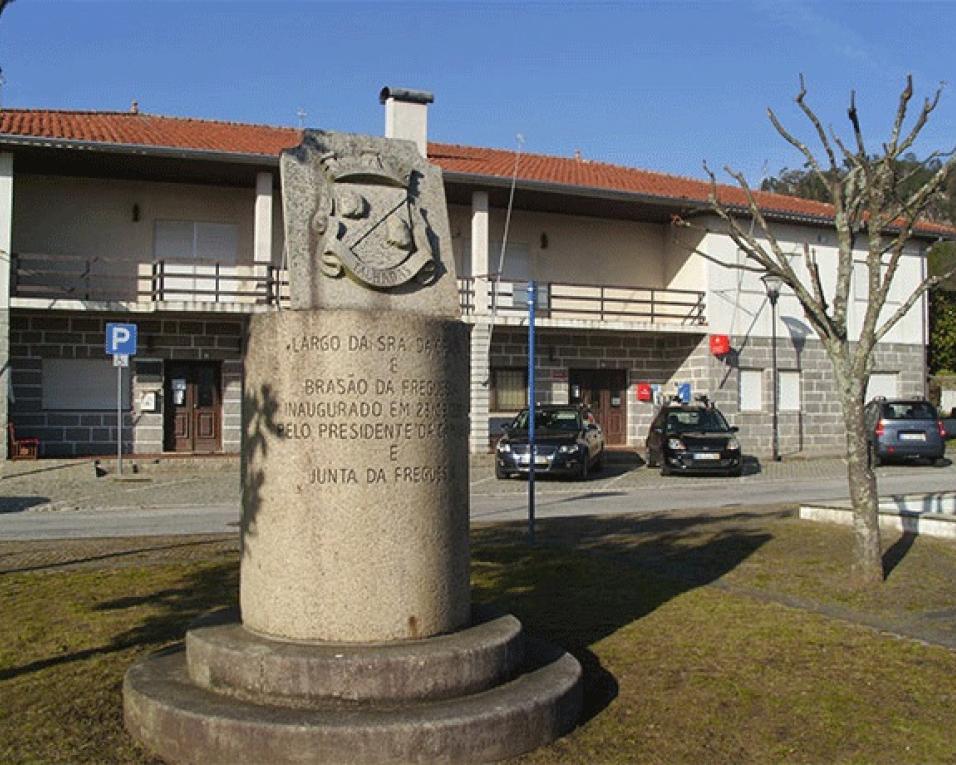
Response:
[[2, 507, 956, 764]]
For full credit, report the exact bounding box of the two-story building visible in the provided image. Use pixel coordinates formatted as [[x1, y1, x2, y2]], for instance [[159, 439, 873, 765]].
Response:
[[0, 89, 946, 460]]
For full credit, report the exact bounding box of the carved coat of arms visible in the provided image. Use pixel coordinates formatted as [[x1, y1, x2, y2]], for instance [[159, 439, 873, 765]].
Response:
[[310, 150, 436, 290]]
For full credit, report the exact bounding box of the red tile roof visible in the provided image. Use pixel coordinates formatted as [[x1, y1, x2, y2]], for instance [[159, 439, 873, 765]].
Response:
[[1, 108, 952, 236], [0, 109, 301, 156]]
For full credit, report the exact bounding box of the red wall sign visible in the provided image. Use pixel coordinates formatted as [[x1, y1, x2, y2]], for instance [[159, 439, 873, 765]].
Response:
[[636, 382, 652, 401], [709, 334, 731, 356]]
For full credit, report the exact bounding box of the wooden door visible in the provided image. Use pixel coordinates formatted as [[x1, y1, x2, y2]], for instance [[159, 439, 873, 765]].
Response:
[[570, 369, 627, 446], [164, 362, 221, 453]]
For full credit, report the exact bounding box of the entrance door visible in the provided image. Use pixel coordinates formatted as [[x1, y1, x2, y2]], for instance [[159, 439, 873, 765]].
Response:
[[570, 369, 627, 446], [164, 361, 221, 453]]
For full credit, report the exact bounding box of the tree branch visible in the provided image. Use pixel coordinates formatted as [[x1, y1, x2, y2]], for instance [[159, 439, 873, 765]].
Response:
[[896, 83, 943, 156], [884, 74, 914, 156], [793, 74, 840, 173]]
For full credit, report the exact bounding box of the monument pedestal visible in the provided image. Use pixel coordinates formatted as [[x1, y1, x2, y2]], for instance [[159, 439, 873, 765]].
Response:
[[124, 607, 581, 764]]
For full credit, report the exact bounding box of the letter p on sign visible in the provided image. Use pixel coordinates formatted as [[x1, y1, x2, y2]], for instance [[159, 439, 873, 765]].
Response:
[[105, 323, 138, 356]]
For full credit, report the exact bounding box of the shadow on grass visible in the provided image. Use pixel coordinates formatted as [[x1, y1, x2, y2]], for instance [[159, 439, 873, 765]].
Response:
[[0, 496, 50, 514], [883, 530, 918, 578], [0, 559, 237, 681], [0, 538, 234, 576], [472, 510, 775, 721]]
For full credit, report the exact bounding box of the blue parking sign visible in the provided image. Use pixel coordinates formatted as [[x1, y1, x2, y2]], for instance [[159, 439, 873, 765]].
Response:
[[677, 382, 692, 403], [105, 323, 137, 356]]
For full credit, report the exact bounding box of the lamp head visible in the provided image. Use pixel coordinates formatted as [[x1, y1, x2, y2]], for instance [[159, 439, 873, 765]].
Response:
[[761, 273, 784, 302]]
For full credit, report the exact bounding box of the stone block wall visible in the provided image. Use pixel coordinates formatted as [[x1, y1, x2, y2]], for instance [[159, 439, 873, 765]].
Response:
[[712, 336, 925, 456], [480, 326, 710, 451], [468, 322, 492, 454], [473, 323, 926, 457], [0, 308, 8, 460], [9, 311, 245, 457]]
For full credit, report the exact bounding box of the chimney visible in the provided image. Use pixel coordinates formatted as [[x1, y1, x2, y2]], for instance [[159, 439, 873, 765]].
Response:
[[379, 87, 433, 157]]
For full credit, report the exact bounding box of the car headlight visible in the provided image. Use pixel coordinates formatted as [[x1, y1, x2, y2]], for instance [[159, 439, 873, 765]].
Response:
[[727, 437, 740, 451], [497, 442, 511, 453], [559, 443, 583, 454], [667, 438, 686, 450]]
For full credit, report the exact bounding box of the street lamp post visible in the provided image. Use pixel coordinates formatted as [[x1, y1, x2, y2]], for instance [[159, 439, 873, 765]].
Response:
[[761, 273, 783, 462]]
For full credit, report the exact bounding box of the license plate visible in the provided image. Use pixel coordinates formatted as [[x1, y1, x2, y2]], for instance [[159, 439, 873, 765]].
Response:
[[693, 452, 721, 460], [900, 433, 926, 441]]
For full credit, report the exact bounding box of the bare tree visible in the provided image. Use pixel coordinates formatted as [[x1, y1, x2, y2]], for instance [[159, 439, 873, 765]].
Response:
[[676, 76, 956, 586]]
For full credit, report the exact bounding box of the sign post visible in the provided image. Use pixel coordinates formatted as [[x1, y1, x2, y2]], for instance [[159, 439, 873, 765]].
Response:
[[527, 281, 536, 545], [105, 323, 137, 475]]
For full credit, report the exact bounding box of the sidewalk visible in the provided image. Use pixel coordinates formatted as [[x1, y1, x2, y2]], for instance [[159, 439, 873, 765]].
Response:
[[0, 457, 239, 513]]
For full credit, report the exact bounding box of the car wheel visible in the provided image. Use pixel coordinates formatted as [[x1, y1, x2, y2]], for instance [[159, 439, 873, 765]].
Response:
[[578, 456, 589, 481], [646, 449, 657, 468], [729, 467, 743, 478], [593, 449, 605, 472], [660, 464, 670, 477], [495, 462, 508, 480], [868, 442, 882, 468]]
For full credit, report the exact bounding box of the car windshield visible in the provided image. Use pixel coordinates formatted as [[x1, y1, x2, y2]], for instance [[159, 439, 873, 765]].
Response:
[[665, 408, 731, 433], [512, 408, 582, 431], [882, 401, 937, 420]]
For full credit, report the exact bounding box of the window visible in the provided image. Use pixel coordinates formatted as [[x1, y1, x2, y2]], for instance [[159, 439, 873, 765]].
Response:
[[42, 359, 130, 410], [882, 401, 936, 420], [854, 261, 904, 304], [740, 369, 763, 412], [867, 372, 898, 400], [492, 368, 527, 411], [779, 370, 801, 411], [154, 220, 238, 263], [666, 409, 731, 433]]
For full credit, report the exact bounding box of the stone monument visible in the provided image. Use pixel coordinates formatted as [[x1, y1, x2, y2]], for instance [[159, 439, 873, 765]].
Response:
[[123, 127, 582, 763]]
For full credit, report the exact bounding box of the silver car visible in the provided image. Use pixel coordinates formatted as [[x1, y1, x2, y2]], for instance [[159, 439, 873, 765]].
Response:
[[863, 398, 946, 466]]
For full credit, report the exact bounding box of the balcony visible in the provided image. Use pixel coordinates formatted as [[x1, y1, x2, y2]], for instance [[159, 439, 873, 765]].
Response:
[[458, 277, 706, 327], [11, 253, 288, 311], [11, 254, 704, 329]]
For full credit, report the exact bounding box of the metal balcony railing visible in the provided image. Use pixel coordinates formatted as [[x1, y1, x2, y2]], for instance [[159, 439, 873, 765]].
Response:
[[11, 253, 289, 307], [11, 254, 703, 325], [457, 276, 706, 325]]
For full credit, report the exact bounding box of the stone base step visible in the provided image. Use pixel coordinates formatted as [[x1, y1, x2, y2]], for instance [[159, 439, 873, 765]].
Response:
[[124, 638, 582, 764], [186, 605, 525, 705]]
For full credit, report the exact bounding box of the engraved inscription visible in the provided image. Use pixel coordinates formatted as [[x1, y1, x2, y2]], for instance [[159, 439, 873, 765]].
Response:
[[275, 332, 464, 488]]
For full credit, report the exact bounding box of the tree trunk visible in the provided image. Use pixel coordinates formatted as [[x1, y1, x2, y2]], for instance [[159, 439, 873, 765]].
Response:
[[841, 393, 884, 585]]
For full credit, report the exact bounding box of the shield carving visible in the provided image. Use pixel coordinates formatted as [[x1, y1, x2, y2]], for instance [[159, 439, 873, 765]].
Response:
[[312, 151, 436, 290]]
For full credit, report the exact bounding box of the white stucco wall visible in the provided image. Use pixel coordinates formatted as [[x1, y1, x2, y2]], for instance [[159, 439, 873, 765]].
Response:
[[12, 174, 261, 265], [699, 218, 926, 346], [447, 204, 671, 288]]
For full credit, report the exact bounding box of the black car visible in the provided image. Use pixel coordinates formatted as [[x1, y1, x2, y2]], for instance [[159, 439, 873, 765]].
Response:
[[645, 398, 742, 476], [495, 405, 605, 480], [863, 397, 947, 466]]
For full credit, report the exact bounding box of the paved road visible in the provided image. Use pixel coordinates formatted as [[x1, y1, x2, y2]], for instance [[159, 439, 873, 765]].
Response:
[[471, 469, 956, 522], [2, 455, 954, 540]]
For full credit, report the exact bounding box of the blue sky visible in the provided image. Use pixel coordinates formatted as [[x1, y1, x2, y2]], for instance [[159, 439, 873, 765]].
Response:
[[1, 1, 953, 185]]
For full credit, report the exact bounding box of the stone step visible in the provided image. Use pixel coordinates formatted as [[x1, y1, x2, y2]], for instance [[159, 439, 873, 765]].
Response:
[[186, 605, 525, 705], [124, 638, 582, 764]]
